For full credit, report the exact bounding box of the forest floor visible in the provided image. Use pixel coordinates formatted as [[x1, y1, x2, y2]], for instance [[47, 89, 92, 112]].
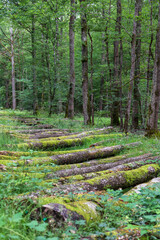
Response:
[[0, 110, 160, 240]]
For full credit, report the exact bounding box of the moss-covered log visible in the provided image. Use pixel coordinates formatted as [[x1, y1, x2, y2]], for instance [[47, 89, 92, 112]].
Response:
[[49, 154, 152, 178], [126, 177, 160, 195], [46, 156, 160, 184], [50, 145, 123, 165], [17, 138, 84, 150], [22, 164, 160, 199], [31, 200, 100, 226]]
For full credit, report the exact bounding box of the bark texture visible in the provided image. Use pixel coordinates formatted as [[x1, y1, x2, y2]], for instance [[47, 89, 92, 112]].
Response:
[[132, 0, 142, 130], [124, 0, 140, 134], [146, 1, 160, 135], [66, 0, 76, 119], [111, 0, 121, 126], [48, 154, 153, 178], [80, 0, 90, 125], [50, 145, 123, 165], [10, 27, 16, 110]]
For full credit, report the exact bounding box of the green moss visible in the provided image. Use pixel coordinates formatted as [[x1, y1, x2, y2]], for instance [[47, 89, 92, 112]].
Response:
[[0, 160, 15, 165], [0, 155, 18, 160], [124, 164, 160, 185], [38, 196, 100, 223], [83, 164, 160, 189]]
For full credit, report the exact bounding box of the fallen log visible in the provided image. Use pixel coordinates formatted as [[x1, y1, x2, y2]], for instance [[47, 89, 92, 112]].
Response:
[[48, 156, 160, 184], [22, 164, 160, 199], [17, 134, 124, 150], [11, 128, 70, 134], [49, 154, 151, 178], [50, 145, 123, 165], [126, 176, 160, 195], [44, 164, 160, 195], [31, 200, 100, 226], [17, 138, 84, 150], [50, 142, 141, 165]]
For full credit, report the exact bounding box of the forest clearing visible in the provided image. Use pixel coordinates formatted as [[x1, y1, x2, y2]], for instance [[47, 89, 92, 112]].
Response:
[[1, 0, 160, 239], [0, 110, 160, 240]]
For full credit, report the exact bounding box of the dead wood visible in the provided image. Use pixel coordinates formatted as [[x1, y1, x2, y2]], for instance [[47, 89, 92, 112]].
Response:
[[50, 142, 142, 165], [17, 138, 84, 150], [50, 145, 123, 165], [44, 164, 160, 195], [47, 154, 152, 178]]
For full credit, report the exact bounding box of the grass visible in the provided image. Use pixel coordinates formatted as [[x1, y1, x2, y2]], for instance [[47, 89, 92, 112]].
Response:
[[0, 109, 160, 239]]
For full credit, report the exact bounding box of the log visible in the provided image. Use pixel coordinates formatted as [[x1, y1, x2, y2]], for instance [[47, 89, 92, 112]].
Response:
[[50, 142, 141, 165], [126, 176, 160, 195], [48, 156, 160, 184], [11, 128, 70, 134], [50, 145, 123, 165], [17, 138, 84, 150], [43, 164, 160, 195], [31, 200, 100, 226], [49, 154, 151, 178]]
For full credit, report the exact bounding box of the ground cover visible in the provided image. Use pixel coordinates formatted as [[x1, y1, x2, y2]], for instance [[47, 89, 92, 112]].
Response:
[[0, 110, 160, 240]]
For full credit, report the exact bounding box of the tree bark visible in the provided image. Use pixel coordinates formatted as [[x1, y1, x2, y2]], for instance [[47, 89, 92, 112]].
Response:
[[66, 0, 76, 119], [146, 1, 160, 135], [132, 0, 142, 130], [31, 14, 38, 115], [80, 0, 90, 125], [124, 0, 139, 134], [10, 27, 16, 110], [111, 0, 122, 126], [88, 29, 94, 125], [48, 154, 155, 178], [144, 0, 154, 126], [50, 145, 124, 165]]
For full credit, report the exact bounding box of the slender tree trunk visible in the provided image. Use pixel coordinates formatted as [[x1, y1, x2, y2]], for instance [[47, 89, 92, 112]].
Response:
[[88, 29, 94, 125], [104, 0, 112, 116], [132, 0, 142, 130], [65, 0, 76, 119], [80, 0, 90, 125], [111, 0, 122, 126], [5, 78, 10, 109], [146, 1, 160, 135], [119, 37, 123, 129], [31, 14, 37, 115], [144, 0, 154, 126], [10, 27, 16, 110], [124, 0, 139, 134]]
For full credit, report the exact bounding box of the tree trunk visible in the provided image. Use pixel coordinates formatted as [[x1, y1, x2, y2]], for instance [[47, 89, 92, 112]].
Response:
[[111, 0, 121, 126], [146, 1, 160, 136], [144, 0, 154, 127], [132, 0, 142, 130], [49, 154, 154, 178], [80, 0, 90, 125], [88, 29, 94, 125], [124, 0, 139, 134], [10, 27, 16, 110], [104, 0, 112, 116], [50, 145, 124, 165], [31, 14, 38, 115], [65, 0, 76, 119]]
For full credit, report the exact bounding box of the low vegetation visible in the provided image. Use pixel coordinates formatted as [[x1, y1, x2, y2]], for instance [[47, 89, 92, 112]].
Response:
[[0, 110, 160, 240]]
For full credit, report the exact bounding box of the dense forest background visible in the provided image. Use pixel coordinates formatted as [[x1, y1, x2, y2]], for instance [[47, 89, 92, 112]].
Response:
[[0, 0, 160, 133]]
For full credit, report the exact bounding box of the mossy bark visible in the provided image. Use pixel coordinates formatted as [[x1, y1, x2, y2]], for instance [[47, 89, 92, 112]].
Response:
[[50, 145, 123, 165], [43, 164, 160, 195], [47, 154, 152, 178], [32, 200, 100, 226]]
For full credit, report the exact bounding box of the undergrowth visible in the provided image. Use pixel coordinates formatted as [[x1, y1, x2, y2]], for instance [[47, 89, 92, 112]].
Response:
[[0, 110, 160, 239]]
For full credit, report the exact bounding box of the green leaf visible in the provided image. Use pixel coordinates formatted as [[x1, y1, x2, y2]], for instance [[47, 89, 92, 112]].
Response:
[[35, 222, 48, 232], [10, 212, 23, 223], [35, 237, 46, 240], [26, 220, 39, 229]]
